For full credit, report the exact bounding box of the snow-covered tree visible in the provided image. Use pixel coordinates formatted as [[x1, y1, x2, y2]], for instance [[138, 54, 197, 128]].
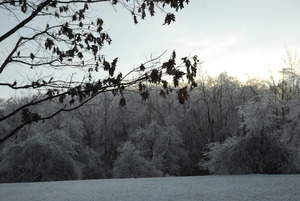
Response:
[[201, 133, 300, 174], [79, 147, 107, 179], [0, 134, 80, 182], [113, 122, 188, 177], [112, 141, 162, 178], [201, 85, 300, 174]]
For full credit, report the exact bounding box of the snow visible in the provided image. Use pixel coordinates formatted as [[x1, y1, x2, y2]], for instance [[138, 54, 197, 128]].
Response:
[[0, 175, 299, 201]]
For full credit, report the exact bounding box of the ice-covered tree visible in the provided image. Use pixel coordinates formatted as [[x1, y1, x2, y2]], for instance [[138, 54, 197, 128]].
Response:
[[201, 83, 300, 174], [0, 133, 81, 182], [113, 122, 188, 177], [201, 133, 300, 174], [112, 141, 162, 178]]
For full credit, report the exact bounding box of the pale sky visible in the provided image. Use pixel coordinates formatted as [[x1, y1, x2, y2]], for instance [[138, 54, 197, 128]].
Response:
[[1, 0, 300, 97], [100, 0, 300, 81]]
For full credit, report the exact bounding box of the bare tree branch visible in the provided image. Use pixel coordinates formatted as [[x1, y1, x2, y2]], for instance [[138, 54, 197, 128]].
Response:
[[0, 0, 51, 42]]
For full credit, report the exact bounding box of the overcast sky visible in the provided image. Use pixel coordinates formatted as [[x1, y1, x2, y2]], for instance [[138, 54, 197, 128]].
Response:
[[1, 0, 300, 97]]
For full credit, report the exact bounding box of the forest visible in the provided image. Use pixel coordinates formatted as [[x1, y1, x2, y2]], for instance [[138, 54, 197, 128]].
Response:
[[0, 0, 299, 184], [1, 53, 300, 182]]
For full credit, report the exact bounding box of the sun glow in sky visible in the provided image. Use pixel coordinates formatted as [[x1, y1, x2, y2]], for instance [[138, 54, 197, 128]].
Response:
[[91, 0, 300, 82], [1, 0, 300, 97]]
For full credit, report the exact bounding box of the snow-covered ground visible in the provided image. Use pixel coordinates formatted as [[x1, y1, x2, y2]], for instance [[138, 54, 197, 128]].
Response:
[[0, 175, 299, 201]]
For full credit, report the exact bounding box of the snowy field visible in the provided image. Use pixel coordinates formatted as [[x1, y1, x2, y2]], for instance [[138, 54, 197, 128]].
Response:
[[1, 175, 299, 201]]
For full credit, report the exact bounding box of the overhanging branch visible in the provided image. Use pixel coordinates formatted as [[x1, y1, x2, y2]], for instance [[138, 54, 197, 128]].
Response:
[[0, 0, 51, 43]]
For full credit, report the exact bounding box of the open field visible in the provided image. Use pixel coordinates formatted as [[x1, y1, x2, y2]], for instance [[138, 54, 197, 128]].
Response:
[[1, 174, 299, 201]]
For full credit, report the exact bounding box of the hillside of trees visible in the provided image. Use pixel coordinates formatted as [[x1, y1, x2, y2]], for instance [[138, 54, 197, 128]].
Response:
[[1, 58, 300, 182]]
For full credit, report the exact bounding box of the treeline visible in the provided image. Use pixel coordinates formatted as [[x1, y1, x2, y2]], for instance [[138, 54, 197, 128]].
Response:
[[0, 70, 300, 182]]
